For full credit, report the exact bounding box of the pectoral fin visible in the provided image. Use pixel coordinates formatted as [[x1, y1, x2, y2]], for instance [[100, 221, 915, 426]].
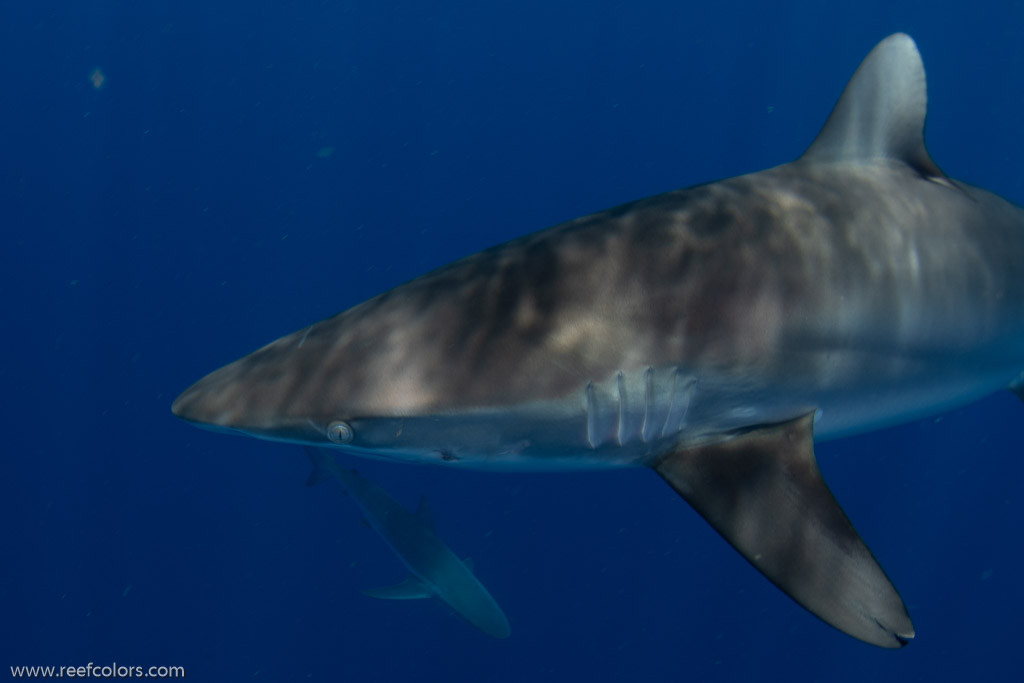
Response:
[[362, 575, 434, 600], [652, 413, 914, 648]]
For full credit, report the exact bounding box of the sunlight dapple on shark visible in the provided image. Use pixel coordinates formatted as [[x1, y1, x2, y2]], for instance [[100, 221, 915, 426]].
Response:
[[173, 34, 1024, 647]]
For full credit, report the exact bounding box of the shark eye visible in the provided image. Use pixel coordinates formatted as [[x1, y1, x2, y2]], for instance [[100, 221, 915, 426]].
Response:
[[326, 421, 353, 444]]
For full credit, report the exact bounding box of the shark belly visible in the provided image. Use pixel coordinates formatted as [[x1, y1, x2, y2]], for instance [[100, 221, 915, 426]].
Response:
[[337, 346, 1023, 470]]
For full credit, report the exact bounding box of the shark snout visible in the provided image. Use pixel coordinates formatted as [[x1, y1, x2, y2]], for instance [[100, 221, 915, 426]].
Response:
[[171, 360, 342, 446], [171, 356, 277, 432], [171, 372, 235, 429]]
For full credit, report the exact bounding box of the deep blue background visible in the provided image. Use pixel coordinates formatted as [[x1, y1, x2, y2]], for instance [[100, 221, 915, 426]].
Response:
[[3, 1, 1023, 680]]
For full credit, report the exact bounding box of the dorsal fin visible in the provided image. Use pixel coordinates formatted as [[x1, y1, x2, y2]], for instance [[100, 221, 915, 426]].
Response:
[[802, 33, 944, 179]]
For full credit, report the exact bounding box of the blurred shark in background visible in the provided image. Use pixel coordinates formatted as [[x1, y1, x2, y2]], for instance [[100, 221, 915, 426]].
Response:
[[305, 447, 510, 639]]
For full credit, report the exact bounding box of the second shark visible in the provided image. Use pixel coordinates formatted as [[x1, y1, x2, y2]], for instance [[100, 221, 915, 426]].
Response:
[[305, 447, 510, 639]]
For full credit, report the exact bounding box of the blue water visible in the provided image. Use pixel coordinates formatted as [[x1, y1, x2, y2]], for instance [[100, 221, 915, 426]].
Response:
[[3, 1, 1023, 680]]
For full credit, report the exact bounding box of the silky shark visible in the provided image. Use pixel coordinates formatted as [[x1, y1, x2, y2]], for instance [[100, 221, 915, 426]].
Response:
[[173, 34, 1024, 647], [304, 446, 511, 638]]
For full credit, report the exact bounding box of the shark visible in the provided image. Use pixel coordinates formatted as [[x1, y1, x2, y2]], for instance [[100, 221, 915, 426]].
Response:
[[304, 446, 511, 638], [172, 34, 1024, 648]]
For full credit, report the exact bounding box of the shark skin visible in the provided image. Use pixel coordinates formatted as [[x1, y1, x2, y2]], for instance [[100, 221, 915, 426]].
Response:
[[173, 35, 1024, 647], [304, 447, 511, 639]]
